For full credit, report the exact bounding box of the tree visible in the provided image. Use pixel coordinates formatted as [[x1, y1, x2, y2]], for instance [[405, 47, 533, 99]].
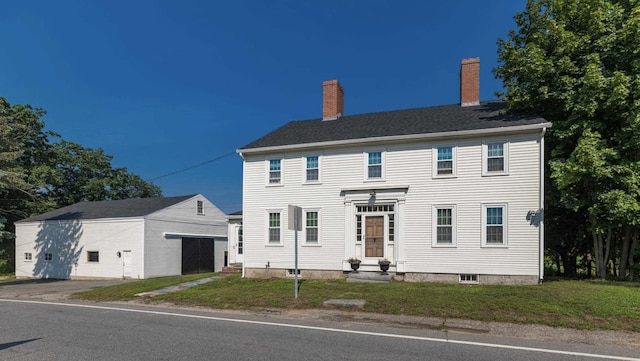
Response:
[[0, 96, 162, 273], [494, 0, 640, 279]]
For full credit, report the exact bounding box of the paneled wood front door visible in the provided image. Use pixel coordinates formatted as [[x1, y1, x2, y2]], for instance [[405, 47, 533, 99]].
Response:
[[365, 216, 384, 258]]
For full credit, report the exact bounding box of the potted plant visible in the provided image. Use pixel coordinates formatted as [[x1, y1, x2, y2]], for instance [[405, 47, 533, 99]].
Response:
[[378, 258, 391, 275], [347, 257, 361, 272]]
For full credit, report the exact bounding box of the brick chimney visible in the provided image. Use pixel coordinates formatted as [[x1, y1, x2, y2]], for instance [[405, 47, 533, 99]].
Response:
[[460, 58, 480, 106], [322, 80, 344, 120]]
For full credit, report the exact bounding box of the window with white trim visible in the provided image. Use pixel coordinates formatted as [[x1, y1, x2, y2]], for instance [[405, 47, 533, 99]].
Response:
[[269, 159, 282, 184], [304, 211, 319, 244], [482, 204, 507, 246], [433, 206, 456, 246], [367, 151, 382, 179], [483, 141, 509, 175], [436, 146, 454, 175], [268, 212, 281, 244], [197, 200, 204, 215], [24, 252, 32, 261], [306, 156, 319, 182], [44, 253, 52, 261]]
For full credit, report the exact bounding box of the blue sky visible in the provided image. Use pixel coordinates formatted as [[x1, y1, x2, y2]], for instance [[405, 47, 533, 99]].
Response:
[[1, 0, 526, 213]]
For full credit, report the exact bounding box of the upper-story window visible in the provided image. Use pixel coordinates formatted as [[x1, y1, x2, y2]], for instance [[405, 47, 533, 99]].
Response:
[[433, 145, 457, 177], [269, 159, 282, 184], [487, 143, 504, 172], [367, 151, 382, 179], [197, 200, 204, 215], [306, 156, 319, 182], [483, 141, 508, 175]]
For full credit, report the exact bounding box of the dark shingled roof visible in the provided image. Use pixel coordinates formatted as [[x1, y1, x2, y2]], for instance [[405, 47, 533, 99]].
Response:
[[240, 101, 547, 150], [17, 195, 196, 223]]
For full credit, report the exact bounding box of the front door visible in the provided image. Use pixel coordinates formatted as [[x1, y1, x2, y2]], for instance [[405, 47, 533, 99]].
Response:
[[235, 226, 244, 264], [365, 216, 384, 259], [122, 250, 132, 278]]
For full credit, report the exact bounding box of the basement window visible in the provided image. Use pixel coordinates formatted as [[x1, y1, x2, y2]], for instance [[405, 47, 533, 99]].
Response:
[[287, 269, 301, 277], [459, 274, 478, 284], [87, 251, 100, 263]]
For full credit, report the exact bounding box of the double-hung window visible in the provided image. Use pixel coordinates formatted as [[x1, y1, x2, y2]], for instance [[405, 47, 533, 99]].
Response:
[[24, 252, 32, 261], [268, 212, 281, 244], [435, 146, 455, 176], [483, 204, 507, 246], [44, 253, 52, 261], [483, 141, 508, 175], [197, 200, 204, 215], [306, 156, 319, 182], [304, 211, 319, 244], [367, 151, 382, 179], [269, 159, 282, 184], [433, 206, 456, 246]]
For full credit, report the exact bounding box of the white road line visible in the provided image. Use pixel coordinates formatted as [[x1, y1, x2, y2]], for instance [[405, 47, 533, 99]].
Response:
[[1, 299, 637, 361]]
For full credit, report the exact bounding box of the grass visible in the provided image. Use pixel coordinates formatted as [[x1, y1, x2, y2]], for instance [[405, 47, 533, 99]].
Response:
[[72, 275, 640, 332], [70, 273, 216, 301]]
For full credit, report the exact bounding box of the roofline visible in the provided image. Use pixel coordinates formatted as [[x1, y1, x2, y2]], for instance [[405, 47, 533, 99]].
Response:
[[15, 216, 145, 224], [237, 122, 552, 155]]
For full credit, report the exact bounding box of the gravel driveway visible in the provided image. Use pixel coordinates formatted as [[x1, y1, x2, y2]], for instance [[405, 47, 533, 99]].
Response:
[[0, 279, 131, 300]]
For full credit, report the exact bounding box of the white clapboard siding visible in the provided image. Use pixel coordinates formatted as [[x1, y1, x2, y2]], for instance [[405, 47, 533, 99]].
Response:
[[243, 131, 543, 277]]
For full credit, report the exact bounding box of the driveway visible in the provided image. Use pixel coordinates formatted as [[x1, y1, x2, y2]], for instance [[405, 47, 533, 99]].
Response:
[[0, 279, 130, 300]]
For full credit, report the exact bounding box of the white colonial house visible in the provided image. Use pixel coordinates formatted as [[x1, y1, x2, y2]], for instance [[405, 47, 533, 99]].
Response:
[[237, 58, 552, 285], [15, 194, 228, 279]]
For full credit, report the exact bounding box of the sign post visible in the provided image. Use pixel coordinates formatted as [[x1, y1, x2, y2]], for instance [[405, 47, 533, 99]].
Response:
[[288, 205, 302, 299]]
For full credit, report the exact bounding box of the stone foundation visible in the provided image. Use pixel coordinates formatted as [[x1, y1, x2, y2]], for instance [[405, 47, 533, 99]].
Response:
[[403, 273, 540, 285], [244, 269, 540, 285], [245, 268, 345, 280]]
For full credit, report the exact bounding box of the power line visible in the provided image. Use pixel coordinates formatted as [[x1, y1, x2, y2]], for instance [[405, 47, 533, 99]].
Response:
[[148, 151, 237, 181]]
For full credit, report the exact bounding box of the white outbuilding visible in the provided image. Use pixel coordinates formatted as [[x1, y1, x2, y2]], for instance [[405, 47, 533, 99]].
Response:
[[15, 194, 228, 279]]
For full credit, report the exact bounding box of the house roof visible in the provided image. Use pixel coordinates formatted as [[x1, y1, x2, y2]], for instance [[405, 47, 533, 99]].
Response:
[[239, 101, 549, 151], [17, 195, 197, 223]]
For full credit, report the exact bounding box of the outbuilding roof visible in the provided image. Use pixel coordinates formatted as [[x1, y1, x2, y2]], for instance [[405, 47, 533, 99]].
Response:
[[17, 195, 197, 223], [239, 101, 548, 151]]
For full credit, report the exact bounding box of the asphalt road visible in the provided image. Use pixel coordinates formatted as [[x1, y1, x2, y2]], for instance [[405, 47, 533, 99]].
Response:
[[1, 299, 638, 361]]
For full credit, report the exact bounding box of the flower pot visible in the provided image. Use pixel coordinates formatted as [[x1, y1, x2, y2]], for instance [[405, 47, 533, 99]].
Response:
[[350, 262, 360, 272], [379, 263, 390, 275]]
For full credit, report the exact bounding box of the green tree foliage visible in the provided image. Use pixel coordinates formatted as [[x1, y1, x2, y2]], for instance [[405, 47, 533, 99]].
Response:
[[0, 97, 162, 273], [495, 0, 640, 279]]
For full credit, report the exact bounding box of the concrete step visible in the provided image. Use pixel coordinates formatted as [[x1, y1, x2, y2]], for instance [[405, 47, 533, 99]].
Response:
[[346, 271, 393, 283], [220, 266, 242, 275]]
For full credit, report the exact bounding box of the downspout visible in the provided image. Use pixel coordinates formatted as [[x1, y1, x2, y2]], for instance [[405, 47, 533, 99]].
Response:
[[539, 127, 546, 284]]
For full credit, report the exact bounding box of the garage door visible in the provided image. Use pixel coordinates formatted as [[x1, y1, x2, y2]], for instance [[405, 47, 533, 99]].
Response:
[[181, 238, 215, 275]]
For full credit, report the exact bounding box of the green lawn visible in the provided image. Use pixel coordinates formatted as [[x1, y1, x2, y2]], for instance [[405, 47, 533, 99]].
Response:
[[70, 273, 217, 301], [73, 275, 640, 332]]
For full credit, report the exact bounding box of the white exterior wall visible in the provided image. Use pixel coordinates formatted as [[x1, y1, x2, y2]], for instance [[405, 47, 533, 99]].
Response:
[[144, 195, 228, 278], [15, 218, 145, 279], [242, 130, 543, 279]]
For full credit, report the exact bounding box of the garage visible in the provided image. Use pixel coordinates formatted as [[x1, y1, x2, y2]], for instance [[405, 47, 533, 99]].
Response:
[[182, 238, 216, 275]]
